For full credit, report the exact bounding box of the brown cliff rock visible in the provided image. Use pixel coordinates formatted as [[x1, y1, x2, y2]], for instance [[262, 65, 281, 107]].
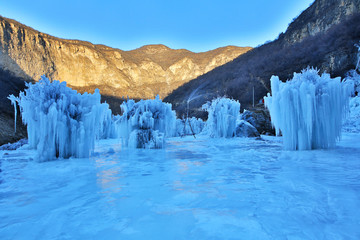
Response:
[[0, 16, 251, 99]]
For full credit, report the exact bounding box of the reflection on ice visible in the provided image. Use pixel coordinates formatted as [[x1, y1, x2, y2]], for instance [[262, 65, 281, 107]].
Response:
[[0, 134, 360, 239]]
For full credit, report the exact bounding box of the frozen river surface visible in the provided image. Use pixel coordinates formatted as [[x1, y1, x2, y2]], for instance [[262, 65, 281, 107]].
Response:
[[1, 134, 360, 240]]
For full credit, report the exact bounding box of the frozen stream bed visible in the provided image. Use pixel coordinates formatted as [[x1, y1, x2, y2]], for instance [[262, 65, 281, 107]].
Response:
[[1, 134, 360, 240]]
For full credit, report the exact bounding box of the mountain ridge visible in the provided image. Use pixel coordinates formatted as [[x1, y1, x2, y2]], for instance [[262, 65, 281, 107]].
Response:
[[165, 0, 360, 118], [0, 15, 251, 99]]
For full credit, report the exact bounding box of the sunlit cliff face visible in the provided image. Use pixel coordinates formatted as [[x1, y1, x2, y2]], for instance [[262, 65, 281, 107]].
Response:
[[0, 16, 251, 99]]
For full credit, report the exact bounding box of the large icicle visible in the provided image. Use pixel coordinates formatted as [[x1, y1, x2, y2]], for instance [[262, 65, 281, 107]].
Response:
[[8, 76, 112, 160], [202, 97, 240, 138], [8, 94, 17, 133], [264, 68, 352, 150]]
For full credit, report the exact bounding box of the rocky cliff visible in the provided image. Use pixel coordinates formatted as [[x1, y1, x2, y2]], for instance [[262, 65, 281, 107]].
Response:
[[0, 16, 251, 99], [284, 0, 360, 44], [165, 0, 360, 118]]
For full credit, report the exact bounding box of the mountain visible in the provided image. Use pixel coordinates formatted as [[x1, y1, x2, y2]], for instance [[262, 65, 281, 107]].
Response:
[[165, 0, 360, 118], [0, 16, 251, 100], [0, 15, 250, 145]]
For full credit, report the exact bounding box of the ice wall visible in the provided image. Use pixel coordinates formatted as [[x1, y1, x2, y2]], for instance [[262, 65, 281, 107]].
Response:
[[115, 96, 176, 148], [8, 76, 112, 160], [264, 68, 352, 150], [202, 97, 240, 138]]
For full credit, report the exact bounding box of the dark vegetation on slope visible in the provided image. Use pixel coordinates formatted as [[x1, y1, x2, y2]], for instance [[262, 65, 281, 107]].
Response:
[[164, 13, 360, 119]]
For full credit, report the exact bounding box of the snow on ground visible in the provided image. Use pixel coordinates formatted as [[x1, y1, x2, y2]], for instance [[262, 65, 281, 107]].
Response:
[[1, 132, 360, 239]]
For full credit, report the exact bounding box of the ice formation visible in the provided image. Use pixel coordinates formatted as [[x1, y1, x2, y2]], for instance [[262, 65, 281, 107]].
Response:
[[8, 94, 17, 133], [175, 117, 205, 137], [342, 43, 360, 132], [8, 76, 112, 160], [264, 68, 352, 150], [128, 130, 164, 149], [96, 104, 116, 140], [115, 96, 176, 148], [343, 96, 360, 132], [345, 70, 360, 96], [202, 97, 240, 138]]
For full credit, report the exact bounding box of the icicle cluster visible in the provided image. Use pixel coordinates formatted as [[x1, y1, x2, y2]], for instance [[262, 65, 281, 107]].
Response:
[[8, 76, 112, 160], [264, 68, 352, 150], [115, 96, 176, 148], [128, 130, 164, 149], [345, 70, 360, 96], [202, 97, 240, 138], [343, 96, 360, 132], [175, 117, 205, 137], [343, 47, 360, 132], [96, 103, 116, 140]]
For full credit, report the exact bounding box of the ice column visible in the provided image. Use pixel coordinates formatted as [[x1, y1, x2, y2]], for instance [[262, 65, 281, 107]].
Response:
[[264, 68, 352, 150], [202, 97, 240, 138]]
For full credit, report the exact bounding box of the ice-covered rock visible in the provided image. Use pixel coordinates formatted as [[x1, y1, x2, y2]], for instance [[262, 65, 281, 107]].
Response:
[[240, 109, 274, 135], [0, 139, 28, 151], [235, 120, 260, 138], [202, 97, 240, 138], [8, 76, 112, 160], [115, 96, 176, 148], [264, 68, 352, 150], [175, 117, 205, 137]]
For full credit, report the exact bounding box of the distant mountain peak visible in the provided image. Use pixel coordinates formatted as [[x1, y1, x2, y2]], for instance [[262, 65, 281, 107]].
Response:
[[134, 44, 172, 53]]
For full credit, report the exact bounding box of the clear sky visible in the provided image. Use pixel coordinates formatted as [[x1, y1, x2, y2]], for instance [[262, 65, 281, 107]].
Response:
[[0, 0, 314, 52]]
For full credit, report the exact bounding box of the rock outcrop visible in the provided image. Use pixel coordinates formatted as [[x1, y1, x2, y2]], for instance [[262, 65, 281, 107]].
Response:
[[0, 16, 251, 99], [235, 120, 260, 138], [284, 0, 360, 44]]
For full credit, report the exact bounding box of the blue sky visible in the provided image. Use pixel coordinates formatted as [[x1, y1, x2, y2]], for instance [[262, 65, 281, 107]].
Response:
[[0, 0, 314, 52]]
